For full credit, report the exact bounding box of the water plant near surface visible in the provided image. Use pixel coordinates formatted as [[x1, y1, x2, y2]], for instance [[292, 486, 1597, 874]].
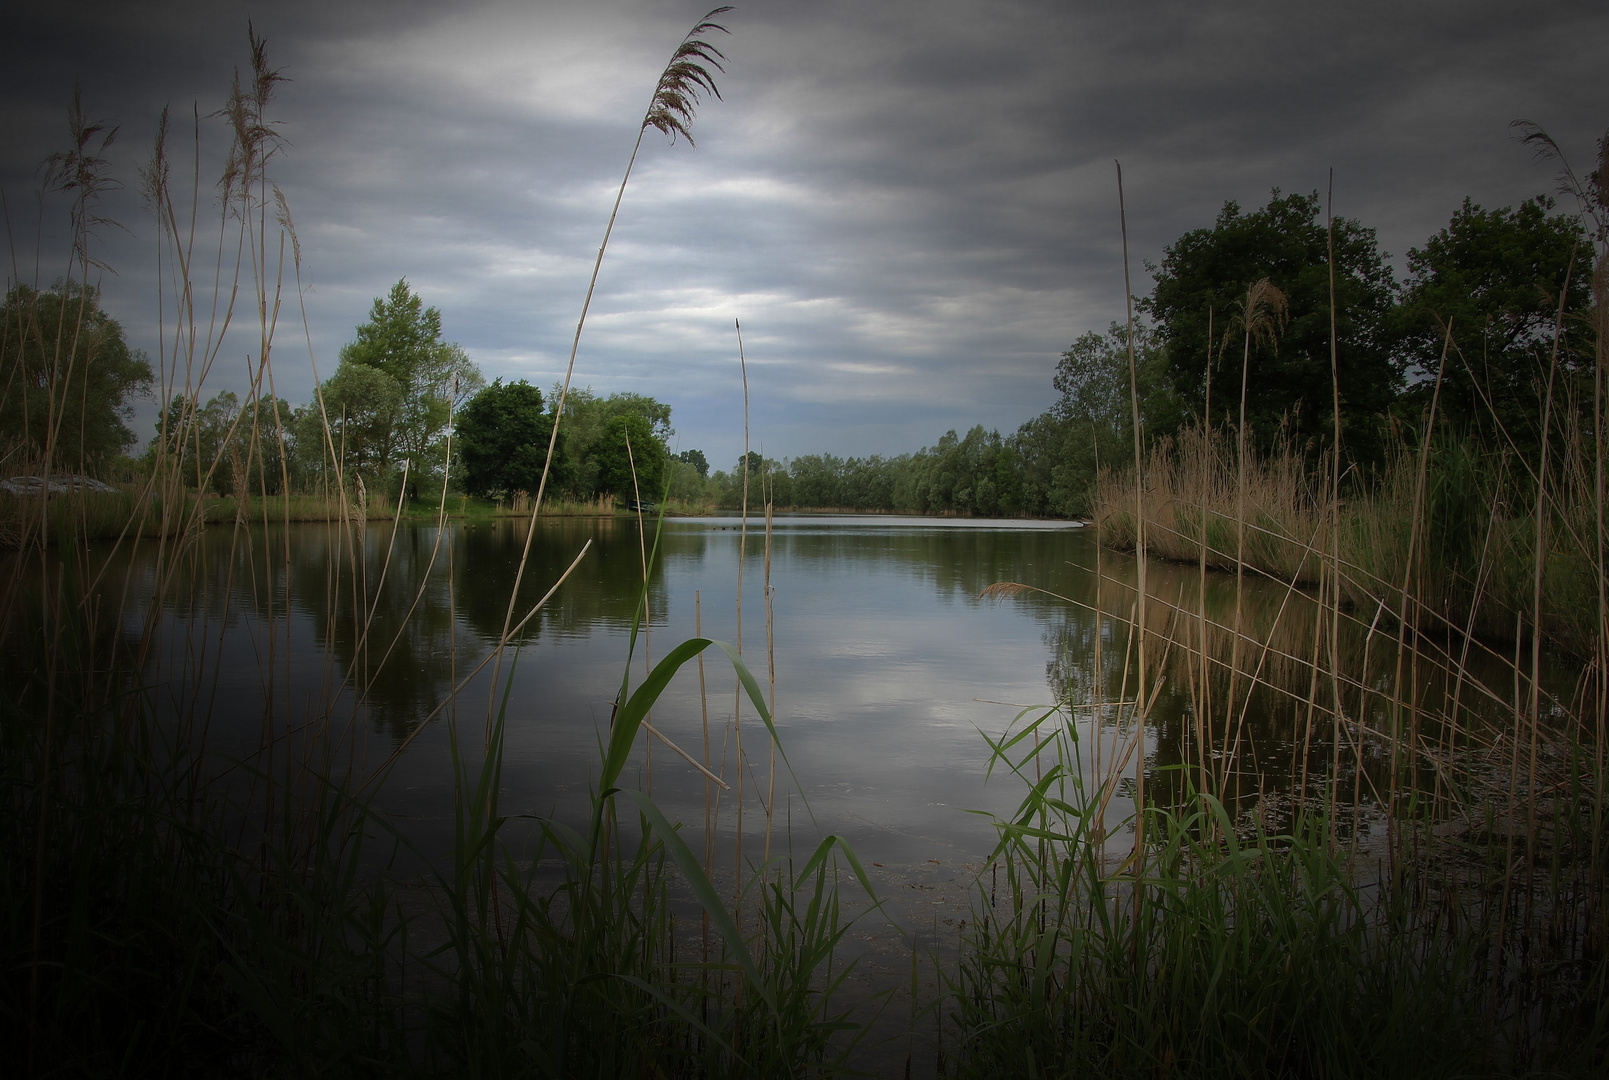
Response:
[[944, 667, 1608, 1076]]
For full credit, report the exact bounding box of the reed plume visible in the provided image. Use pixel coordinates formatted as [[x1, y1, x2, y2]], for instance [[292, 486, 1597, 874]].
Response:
[[643, 8, 732, 146], [491, 7, 734, 716]]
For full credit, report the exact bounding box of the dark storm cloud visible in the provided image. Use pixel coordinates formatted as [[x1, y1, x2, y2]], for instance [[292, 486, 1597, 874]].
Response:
[[3, 0, 1603, 468]]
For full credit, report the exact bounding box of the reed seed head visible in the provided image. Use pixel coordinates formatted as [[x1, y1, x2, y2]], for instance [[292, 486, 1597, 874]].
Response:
[[641, 7, 732, 146], [216, 23, 287, 203], [980, 582, 1034, 602], [41, 84, 124, 269], [1224, 276, 1290, 355]]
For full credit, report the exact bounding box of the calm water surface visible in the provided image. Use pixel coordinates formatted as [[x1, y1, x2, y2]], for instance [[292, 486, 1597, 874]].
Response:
[[130, 515, 1098, 868], [70, 510, 1568, 879], [11, 509, 1580, 1074]]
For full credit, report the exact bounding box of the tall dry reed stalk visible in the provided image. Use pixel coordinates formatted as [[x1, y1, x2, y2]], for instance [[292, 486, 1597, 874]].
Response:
[[487, 7, 732, 741], [6, 18, 887, 1076], [961, 150, 1609, 1074], [735, 315, 750, 934]]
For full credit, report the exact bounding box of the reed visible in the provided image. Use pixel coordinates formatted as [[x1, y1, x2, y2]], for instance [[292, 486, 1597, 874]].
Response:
[[4, 15, 888, 1077], [947, 756, 1501, 1077], [961, 539, 1608, 1073], [1096, 420, 1605, 656], [960, 153, 1609, 1077]]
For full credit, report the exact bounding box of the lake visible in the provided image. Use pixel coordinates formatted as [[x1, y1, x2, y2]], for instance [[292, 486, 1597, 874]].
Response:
[[53, 509, 1571, 897], [12, 507, 1589, 1075]]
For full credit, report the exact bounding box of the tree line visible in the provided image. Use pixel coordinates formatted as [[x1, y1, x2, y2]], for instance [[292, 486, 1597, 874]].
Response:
[[703, 186, 1591, 516], [4, 183, 1592, 517], [136, 280, 688, 508]]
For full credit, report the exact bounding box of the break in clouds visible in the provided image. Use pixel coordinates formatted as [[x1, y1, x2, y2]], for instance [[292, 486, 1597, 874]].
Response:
[[2, 0, 1604, 469]]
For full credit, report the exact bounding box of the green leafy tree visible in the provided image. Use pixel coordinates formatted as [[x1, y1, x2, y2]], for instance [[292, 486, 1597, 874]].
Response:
[[735, 450, 764, 478], [0, 282, 151, 470], [285, 401, 342, 490], [1009, 412, 1091, 517], [788, 453, 848, 508], [1144, 190, 1401, 464], [676, 448, 709, 478], [783, 453, 907, 511], [665, 456, 709, 503], [714, 452, 792, 510], [455, 379, 569, 499], [551, 386, 674, 496], [592, 412, 669, 499], [332, 279, 482, 479], [1054, 322, 1174, 443], [900, 426, 1021, 516], [318, 361, 404, 478], [1397, 195, 1590, 455], [998, 321, 1173, 518], [152, 390, 289, 495], [244, 394, 295, 495], [156, 391, 237, 488]]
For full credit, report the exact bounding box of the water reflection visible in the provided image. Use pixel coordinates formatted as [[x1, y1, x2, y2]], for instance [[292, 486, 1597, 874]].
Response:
[[14, 513, 1575, 866], [1040, 541, 1579, 835]]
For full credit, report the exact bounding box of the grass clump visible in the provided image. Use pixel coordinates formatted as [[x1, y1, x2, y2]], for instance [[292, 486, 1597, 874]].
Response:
[[0, 488, 411, 547], [945, 694, 1608, 1077], [1095, 420, 1606, 657]]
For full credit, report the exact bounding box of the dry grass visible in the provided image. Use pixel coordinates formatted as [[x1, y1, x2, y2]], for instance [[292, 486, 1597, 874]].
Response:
[[1096, 421, 1604, 656], [0, 488, 407, 547], [1096, 424, 1328, 584]]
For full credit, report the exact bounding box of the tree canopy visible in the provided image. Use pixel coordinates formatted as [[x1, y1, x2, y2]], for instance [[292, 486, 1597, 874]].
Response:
[[546, 386, 674, 498], [676, 448, 709, 478], [1002, 321, 1176, 516], [0, 282, 151, 469], [1054, 322, 1176, 440], [324, 279, 482, 481], [319, 361, 404, 477], [1397, 195, 1589, 455], [592, 412, 669, 499], [155, 389, 291, 495], [1144, 191, 1402, 463], [455, 379, 566, 499]]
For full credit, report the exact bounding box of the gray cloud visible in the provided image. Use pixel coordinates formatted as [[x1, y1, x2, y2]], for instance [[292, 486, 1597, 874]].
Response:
[[4, 0, 1603, 470]]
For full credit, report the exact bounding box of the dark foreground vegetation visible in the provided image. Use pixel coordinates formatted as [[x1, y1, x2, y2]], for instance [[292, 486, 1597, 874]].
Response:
[[5, 15, 1609, 1079]]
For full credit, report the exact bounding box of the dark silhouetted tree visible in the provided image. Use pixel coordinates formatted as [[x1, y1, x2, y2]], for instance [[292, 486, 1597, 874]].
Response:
[[455, 379, 568, 499], [0, 282, 151, 469], [1145, 190, 1401, 464], [1397, 195, 1589, 458]]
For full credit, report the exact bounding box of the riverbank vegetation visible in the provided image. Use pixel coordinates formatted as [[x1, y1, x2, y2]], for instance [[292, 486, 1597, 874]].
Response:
[[948, 130, 1608, 1074], [687, 181, 1596, 524], [6, 14, 1609, 1079]]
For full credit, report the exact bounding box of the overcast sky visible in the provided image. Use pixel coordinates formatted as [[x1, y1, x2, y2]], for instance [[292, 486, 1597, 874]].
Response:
[[4, 0, 1605, 469]]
